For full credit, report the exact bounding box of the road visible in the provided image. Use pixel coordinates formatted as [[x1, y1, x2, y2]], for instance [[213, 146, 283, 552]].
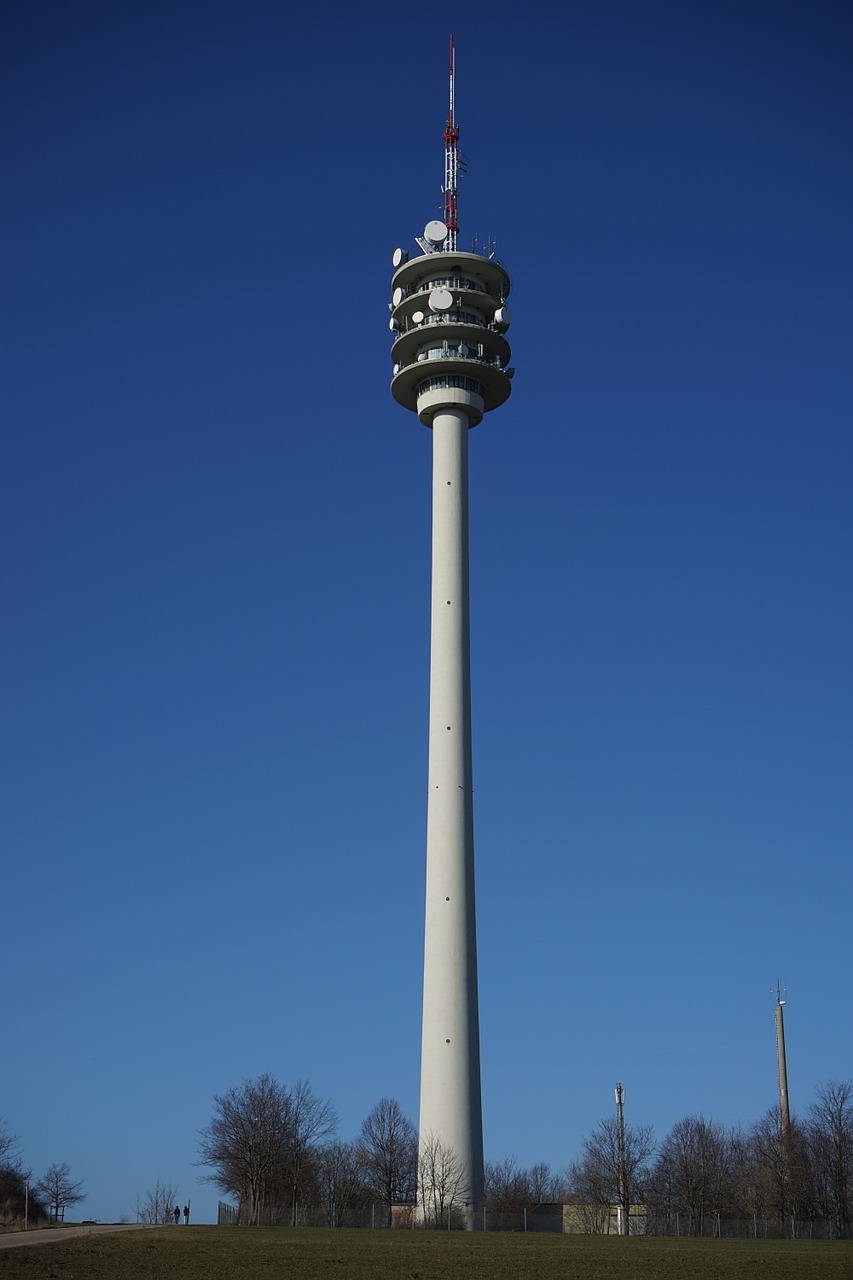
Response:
[[0, 1223, 149, 1249]]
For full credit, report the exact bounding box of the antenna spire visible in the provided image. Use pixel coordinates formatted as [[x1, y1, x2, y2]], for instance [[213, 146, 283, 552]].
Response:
[[443, 35, 460, 251]]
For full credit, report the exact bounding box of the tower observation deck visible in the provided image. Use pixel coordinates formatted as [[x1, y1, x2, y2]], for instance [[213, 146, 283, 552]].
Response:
[[390, 246, 513, 427], [388, 37, 513, 1230]]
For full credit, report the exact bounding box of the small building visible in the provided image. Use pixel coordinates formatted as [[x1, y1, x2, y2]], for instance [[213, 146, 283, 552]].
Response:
[[562, 1202, 647, 1235], [390, 1204, 417, 1229]]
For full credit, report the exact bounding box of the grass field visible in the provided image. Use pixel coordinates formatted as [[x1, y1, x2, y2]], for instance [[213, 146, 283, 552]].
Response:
[[2, 1227, 852, 1280]]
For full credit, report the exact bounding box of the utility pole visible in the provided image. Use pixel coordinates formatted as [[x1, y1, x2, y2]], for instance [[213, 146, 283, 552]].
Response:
[[615, 1083, 628, 1235], [773, 981, 791, 1137]]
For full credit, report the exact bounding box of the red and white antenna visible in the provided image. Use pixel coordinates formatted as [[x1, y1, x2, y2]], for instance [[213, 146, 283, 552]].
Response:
[[443, 35, 460, 251]]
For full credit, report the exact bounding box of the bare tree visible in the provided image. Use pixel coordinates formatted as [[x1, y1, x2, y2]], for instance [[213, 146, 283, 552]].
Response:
[[568, 1115, 655, 1233], [807, 1079, 853, 1239], [35, 1162, 86, 1221], [746, 1107, 813, 1234], [649, 1115, 734, 1236], [196, 1073, 337, 1226], [530, 1161, 565, 1204], [197, 1073, 292, 1225], [0, 1118, 22, 1171], [284, 1079, 339, 1225], [358, 1097, 417, 1225], [134, 1176, 180, 1225], [317, 1140, 369, 1227], [484, 1155, 530, 1213], [418, 1132, 468, 1227], [0, 1118, 43, 1226]]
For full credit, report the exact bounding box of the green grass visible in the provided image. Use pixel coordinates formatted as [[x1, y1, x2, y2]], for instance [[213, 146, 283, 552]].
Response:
[[1, 1226, 851, 1280]]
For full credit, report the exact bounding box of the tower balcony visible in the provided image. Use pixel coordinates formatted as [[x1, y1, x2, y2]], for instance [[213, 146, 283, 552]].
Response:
[[391, 356, 510, 425], [391, 251, 510, 311], [391, 322, 510, 372]]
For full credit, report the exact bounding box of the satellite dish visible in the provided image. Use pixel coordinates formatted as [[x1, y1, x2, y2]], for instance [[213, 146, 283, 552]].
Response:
[[428, 287, 453, 312], [424, 219, 448, 246], [458, 343, 469, 357], [494, 305, 512, 329], [411, 310, 425, 325], [392, 247, 408, 268], [393, 363, 400, 375], [389, 317, 399, 332], [392, 286, 406, 307]]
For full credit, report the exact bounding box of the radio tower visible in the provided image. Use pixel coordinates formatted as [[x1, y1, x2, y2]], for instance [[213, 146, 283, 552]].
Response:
[[388, 36, 513, 1229]]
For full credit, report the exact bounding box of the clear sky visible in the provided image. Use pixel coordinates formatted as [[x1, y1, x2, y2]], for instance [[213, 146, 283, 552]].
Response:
[[3, 0, 851, 1225]]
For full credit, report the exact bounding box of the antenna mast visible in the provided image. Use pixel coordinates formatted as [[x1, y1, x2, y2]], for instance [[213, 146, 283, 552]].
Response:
[[773, 980, 791, 1138], [443, 35, 460, 251]]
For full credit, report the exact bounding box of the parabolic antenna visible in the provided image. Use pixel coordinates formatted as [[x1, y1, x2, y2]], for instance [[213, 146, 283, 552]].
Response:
[[424, 219, 448, 246], [494, 305, 512, 330], [392, 247, 409, 268], [428, 287, 453, 312], [392, 286, 406, 307], [411, 310, 425, 325]]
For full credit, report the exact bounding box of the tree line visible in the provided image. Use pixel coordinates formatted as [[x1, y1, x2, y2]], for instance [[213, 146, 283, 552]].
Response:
[[196, 1076, 417, 1227], [0, 1118, 86, 1226], [5, 1073, 850, 1235], [195, 1074, 853, 1236]]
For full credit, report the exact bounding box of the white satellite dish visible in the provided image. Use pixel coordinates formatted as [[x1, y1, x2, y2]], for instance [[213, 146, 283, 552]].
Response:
[[459, 343, 469, 357], [389, 317, 399, 332], [428, 287, 453, 312], [392, 286, 406, 307], [494, 305, 512, 329], [411, 310, 425, 325], [392, 247, 409, 268], [424, 219, 448, 246]]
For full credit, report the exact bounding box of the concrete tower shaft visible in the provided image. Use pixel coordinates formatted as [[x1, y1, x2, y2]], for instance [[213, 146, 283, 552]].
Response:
[[420, 404, 484, 1222]]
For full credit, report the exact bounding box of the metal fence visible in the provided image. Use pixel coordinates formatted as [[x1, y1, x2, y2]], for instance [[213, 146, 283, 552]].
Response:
[[217, 1200, 844, 1237], [646, 1212, 844, 1240]]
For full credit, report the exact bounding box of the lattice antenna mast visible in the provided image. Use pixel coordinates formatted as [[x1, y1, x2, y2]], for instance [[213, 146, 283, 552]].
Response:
[[443, 35, 460, 251]]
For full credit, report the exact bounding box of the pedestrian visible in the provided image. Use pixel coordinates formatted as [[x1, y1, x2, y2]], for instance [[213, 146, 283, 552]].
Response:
[[173, 1205, 180, 1225], [183, 1204, 190, 1225]]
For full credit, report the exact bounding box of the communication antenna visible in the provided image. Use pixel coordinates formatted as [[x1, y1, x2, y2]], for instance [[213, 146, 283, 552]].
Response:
[[444, 35, 460, 251], [614, 1084, 628, 1236], [772, 980, 791, 1137]]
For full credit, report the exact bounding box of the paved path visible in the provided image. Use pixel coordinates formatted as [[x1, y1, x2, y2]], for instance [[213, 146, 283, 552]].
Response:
[[0, 1223, 148, 1250]]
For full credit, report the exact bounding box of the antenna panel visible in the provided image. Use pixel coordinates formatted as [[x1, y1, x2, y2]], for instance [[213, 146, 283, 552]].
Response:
[[424, 220, 448, 246], [428, 287, 453, 312]]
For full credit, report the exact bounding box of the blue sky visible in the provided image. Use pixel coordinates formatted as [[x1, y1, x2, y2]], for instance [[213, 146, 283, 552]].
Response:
[[3, 0, 851, 1224]]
